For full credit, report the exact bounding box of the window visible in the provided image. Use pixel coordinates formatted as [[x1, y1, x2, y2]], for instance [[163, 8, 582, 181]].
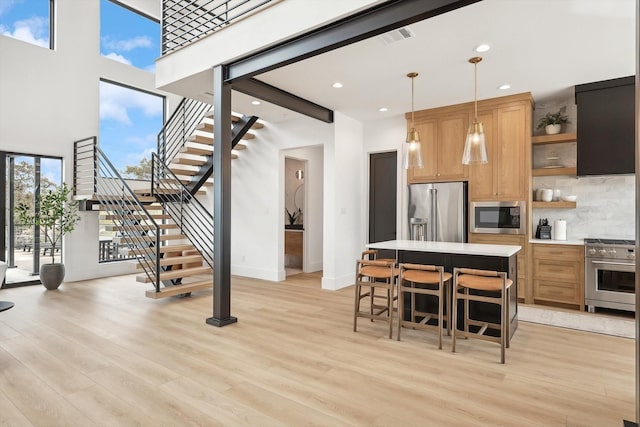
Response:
[[100, 0, 160, 72], [0, 0, 53, 49], [99, 80, 164, 180]]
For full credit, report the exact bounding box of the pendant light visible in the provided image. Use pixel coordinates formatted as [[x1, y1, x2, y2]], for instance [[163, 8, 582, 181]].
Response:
[[403, 72, 423, 169], [462, 57, 488, 165]]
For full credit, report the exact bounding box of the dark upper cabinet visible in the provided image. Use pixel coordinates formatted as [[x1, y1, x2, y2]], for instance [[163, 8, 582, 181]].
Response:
[[575, 76, 635, 176]]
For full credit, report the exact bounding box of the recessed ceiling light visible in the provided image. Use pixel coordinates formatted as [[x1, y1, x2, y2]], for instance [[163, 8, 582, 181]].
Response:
[[251, 100, 261, 105], [378, 107, 388, 112], [474, 44, 491, 53], [498, 84, 511, 90], [332, 82, 343, 88]]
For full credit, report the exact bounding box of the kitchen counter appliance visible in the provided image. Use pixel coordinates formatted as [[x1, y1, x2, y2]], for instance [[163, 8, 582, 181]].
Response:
[[408, 182, 467, 243], [584, 238, 635, 313]]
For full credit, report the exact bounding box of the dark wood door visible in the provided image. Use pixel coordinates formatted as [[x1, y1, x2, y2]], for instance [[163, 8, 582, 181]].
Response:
[[369, 152, 397, 245]]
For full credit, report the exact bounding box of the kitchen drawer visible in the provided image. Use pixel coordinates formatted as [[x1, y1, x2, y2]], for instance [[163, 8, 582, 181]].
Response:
[[533, 258, 582, 282], [533, 279, 580, 303], [533, 244, 583, 261]]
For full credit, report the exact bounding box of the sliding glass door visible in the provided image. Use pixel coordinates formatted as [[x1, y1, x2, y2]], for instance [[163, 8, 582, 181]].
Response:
[[1, 152, 62, 286]]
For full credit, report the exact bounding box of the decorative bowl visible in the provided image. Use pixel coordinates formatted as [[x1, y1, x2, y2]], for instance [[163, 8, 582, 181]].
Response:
[[561, 195, 577, 202]]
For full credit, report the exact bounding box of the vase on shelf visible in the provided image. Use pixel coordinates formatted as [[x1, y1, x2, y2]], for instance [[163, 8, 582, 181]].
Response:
[[544, 124, 562, 135]]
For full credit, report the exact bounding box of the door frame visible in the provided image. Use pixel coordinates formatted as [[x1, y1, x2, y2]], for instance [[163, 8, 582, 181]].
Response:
[[0, 151, 63, 285]]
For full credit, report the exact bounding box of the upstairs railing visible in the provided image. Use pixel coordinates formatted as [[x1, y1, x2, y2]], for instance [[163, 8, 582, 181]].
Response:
[[74, 137, 163, 291], [151, 152, 214, 269], [158, 97, 211, 166], [162, 0, 275, 54]]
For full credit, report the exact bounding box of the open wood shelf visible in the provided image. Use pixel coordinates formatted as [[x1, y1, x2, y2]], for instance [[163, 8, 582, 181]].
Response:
[[532, 166, 576, 177], [532, 132, 577, 145], [532, 201, 577, 209]]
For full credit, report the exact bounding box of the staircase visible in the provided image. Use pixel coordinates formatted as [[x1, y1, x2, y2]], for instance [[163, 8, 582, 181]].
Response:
[[73, 99, 263, 298]]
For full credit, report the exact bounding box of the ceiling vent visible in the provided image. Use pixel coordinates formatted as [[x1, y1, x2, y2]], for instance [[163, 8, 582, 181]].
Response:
[[378, 27, 414, 45]]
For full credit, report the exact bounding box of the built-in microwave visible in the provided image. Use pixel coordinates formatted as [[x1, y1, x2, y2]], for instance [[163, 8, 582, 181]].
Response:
[[470, 201, 526, 235]]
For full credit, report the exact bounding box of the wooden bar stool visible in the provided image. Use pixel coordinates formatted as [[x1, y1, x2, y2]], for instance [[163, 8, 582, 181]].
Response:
[[396, 263, 452, 349], [354, 258, 397, 338], [451, 267, 513, 363]]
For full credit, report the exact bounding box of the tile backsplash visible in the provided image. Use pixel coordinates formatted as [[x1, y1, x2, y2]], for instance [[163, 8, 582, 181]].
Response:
[[532, 175, 635, 240]]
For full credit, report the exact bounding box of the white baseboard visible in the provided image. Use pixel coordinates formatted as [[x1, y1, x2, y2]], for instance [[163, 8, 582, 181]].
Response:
[[321, 272, 353, 291], [304, 260, 323, 273], [231, 264, 282, 282]]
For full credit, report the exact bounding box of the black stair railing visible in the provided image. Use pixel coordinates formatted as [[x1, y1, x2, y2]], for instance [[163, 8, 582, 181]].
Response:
[[158, 97, 211, 166], [151, 152, 214, 269], [73, 137, 163, 292], [162, 0, 274, 54]]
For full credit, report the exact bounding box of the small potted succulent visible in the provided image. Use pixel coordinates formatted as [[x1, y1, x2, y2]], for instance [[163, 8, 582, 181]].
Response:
[[537, 109, 570, 135]]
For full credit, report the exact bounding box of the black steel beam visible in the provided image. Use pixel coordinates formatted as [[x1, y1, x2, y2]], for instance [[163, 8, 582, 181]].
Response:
[[206, 64, 237, 327], [233, 78, 333, 123], [227, 0, 481, 81]]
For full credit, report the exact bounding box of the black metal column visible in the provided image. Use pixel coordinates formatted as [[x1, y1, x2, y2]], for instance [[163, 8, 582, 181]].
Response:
[[33, 157, 41, 274], [206, 64, 237, 327], [7, 156, 15, 267], [0, 154, 6, 270]]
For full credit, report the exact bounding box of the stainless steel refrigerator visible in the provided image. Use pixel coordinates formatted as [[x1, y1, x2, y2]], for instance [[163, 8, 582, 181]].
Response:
[[407, 182, 468, 243]]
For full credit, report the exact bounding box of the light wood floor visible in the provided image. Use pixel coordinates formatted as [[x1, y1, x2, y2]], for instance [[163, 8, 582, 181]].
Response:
[[0, 272, 635, 426]]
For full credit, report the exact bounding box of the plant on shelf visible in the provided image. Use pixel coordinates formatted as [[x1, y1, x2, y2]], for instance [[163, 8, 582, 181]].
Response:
[[286, 207, 302, 225], [15, 183, 80, 290], [537, 108, 570, 135]]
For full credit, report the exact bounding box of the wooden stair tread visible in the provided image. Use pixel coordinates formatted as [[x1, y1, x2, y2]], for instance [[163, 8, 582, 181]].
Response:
[[136, 265, 212, 283], [181, 142, 213, 155], [115, 234, 187, 245], [173, 154, 208, 166], [202, 112, 264, 129], [105, 223, 178, 231], [102, 214, 172, 221], [98, 203, 163, 211], [168, 164, 199, 176], [189, 135, 213, 145], [126, 244, 196, 256], [145, 280, 212, 299], [136, 254, 203, 269]]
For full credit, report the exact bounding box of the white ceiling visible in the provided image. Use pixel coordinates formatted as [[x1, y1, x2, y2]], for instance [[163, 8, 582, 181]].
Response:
[[228, 0, 636, 123]]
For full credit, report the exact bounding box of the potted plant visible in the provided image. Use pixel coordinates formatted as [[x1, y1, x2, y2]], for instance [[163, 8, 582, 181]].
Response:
[[537, 109, 570, 135], [15, 183, 80, 290]]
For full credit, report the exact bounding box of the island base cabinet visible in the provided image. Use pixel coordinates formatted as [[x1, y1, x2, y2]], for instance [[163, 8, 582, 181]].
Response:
[[532, 244, 584, 310], [468, 234, 529, 304]]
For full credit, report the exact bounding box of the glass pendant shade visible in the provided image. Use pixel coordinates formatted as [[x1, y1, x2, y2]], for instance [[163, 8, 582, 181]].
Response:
[[403, 72, 423, 169], [462, 56, 488, 165], [462, 121, 488, 164], [403, 128, 423, 169]]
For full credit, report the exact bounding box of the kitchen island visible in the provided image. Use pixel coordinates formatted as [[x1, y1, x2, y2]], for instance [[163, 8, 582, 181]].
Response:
[[366, 240, 521, 338]]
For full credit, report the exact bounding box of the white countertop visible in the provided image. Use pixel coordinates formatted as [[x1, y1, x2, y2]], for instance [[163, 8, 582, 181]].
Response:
[[529, 239, 584, 245], [366, 240, 521, 257]]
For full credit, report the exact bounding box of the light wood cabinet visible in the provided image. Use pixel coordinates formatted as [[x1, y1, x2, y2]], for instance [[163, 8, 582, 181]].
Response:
[[285, 231, 303, 256], [468, 234, 529, 304], [407, 111, 468, 183], [468, 101, 530, 201], [532, 243, 584, 310]]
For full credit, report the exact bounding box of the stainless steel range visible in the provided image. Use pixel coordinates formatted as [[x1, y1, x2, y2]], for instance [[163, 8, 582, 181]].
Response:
[[585, 238, 636, 313]]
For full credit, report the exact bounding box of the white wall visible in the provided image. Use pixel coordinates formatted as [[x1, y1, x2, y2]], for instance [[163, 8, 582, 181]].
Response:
[[321, 112, 364, 290], [362, 115, 407, 240], [229, 116, 332, 281], [0, 0, 179, 282]]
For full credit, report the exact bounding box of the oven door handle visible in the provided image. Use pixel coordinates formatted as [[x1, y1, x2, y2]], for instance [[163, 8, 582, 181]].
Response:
[[590, 260, 636, 267]]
